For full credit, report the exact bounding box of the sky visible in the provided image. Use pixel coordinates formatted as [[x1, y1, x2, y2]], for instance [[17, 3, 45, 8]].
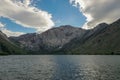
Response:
[[0, 0, 120, 37]]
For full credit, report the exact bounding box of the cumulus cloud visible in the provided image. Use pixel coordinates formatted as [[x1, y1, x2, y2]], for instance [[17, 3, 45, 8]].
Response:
[[0, 22, 24, 37], [0, 0, 54, 32], [70, 0, 120, 29]]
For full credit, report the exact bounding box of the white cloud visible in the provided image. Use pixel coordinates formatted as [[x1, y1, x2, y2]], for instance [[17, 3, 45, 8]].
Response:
[[0, 22, 24, 37], [2, 29, 24, 37], [0, 0, 54, 32], [70, 0, 120, 29], [0, 22, 5, 28], [2, 29, 25, 37]]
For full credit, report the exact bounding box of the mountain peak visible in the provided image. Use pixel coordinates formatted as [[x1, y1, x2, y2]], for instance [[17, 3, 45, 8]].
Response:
[[96, 23, 108, 28], [58, 25, 80, 29], [93, 23, 109, 31], [60, 25, 75, 28], [111, 18, 120, 24]]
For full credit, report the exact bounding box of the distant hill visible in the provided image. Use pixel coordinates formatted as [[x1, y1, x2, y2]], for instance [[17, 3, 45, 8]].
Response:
[[0, 31, 26, 55]]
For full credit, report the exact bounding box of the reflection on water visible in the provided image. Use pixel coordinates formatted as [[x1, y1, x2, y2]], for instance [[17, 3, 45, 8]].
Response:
[[0, 55, 120, 80]]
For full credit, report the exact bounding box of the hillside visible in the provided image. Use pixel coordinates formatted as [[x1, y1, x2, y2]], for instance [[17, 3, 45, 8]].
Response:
[[61, 19, 120, 55], [0, 31, 26, 55]]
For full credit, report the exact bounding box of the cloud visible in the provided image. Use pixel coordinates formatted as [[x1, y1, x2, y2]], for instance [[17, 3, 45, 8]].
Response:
[[0, 22, 5, 28], [0, 22, 24, 37], [2, 29, 25, 37], [70, 0, 120, 29], [0, 0, 54, 32]]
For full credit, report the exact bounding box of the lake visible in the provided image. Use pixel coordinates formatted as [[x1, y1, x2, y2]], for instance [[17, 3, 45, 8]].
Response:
[[0, 55, 120, 80]]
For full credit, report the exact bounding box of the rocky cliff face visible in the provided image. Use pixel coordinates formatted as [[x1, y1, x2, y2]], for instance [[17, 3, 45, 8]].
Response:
[[59, 23, 109, 52], [10, 25, 87, 53]]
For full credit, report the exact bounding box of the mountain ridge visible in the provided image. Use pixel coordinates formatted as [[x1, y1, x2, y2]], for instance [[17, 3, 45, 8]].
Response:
[[61, 19, 120, 54], [9, 25, 87, 54], [0, 18, 120, 55]]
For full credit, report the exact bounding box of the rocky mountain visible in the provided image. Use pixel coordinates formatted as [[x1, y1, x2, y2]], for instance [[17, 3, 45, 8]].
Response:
[[10, 25, 87, 54], [0, 31, 26, 55], [9, 19, 120, 55], [61, 19, 120, 55], [60, 23, 109, 52]]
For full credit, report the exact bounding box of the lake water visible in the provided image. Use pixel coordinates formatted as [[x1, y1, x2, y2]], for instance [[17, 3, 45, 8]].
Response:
[[0, 55, 120, 80]]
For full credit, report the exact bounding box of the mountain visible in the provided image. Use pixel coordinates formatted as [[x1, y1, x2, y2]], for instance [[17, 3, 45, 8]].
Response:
[[10, 25, 87, 54], [61, 19, 120, 55], [0, 31, 26, 55], [9, 19, 120, 55]]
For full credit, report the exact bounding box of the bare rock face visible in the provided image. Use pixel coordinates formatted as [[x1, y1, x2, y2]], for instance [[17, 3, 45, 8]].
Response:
[[10, 25, 87, 52], [9, 33, 39, 51]]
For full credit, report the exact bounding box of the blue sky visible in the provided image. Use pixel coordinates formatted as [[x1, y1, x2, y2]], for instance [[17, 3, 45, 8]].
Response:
[[0, 0, 86, 34], [0, 17, 36, 33], [37, 0, 86, 27]]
